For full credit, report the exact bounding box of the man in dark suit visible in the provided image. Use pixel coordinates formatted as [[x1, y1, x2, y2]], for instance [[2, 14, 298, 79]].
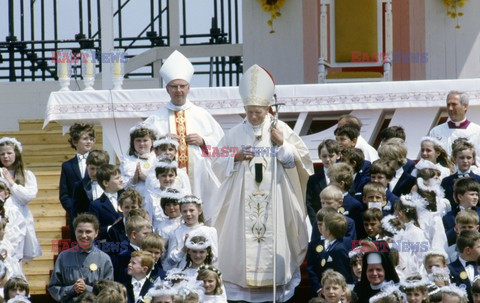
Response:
[[89, 164, 124, 240], [124, 251, 155, 303]]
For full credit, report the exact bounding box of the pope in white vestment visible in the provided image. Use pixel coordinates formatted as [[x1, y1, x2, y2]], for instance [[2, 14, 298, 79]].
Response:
[[211, 65, 313, 302], [144, 50, 224, 221]]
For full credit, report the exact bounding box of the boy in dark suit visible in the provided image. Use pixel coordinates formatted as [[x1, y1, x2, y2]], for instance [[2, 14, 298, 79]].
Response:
[[340, 147, 370, 202], [108, 189, 144, 245], [125, 250, 155, 303], [449, 229, 480, 303], [306, 139, 341, 226], [378, 138, 416, 196], [71, 150, 110, 233], [328, 163, 364, 233], [59, 124, 95, 235], [369, 159, 399, 213], [140, 233, 166, 281], [441, 140, 480, 206], [307, 211, 353, 296], [114, 215, 152, 283], [443, 177, 480, 232], [89, 164, 124, 240]]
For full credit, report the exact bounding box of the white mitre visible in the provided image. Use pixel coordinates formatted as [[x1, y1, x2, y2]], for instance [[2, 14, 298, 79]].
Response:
[[160, 50, 194, 84], [239, 64, 275, 107]]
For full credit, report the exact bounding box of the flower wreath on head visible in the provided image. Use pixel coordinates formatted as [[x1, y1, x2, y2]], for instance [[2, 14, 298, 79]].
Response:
[[160, 188, 184, 200], [144, 281, 177, 303], [129, 122, 159, 139], [369, 283, 405, 303], [439, 284, 468, 299], [185, 230, 212, 250], [175, 279, 205, 301], [198, 264, 222, 277], [381, 215, 401, 236], [154, 157, 178, 170], [428, 266, 451, 283], [400, 194, 427, 211], [164, 268, 188, 284], [399, 277, 430, 291], [0, 137, 22, 153], [154, 136, 179, 149], [178, 195, 202, 205], [421, 136, 443, 148]]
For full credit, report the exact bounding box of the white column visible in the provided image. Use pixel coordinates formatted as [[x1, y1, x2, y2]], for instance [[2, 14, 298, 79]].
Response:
[[100, 0, 116, 162]]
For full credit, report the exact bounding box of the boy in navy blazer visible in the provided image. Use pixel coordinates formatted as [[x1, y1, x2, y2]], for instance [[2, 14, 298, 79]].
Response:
[[306, 139, 341, 226], [89, 164, 124, 240], [140, 233, 167, 282], [441, 140, 480, 206], [307, 211, 353, 296], [443, 177, 480, 231], [113, 216, 152, 283], [377, 138, 416, 196], [59, 124, 95, 234], [340, 147, 371, 202], [124, 250, 155, 303], [449, 229, 480, 303], [71, 150, 109, 222]]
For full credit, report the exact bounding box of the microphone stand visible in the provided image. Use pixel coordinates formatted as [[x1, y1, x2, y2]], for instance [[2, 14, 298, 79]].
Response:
[[270, 94, 284, 302]]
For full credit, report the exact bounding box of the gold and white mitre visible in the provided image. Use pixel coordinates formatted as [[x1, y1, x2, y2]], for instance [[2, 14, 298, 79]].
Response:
[[160, 50, 194, 84], [239, 64, 275, 107]]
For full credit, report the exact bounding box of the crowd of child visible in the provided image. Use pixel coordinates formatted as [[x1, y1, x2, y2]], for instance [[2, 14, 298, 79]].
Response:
[[0, 62, 477, 303]]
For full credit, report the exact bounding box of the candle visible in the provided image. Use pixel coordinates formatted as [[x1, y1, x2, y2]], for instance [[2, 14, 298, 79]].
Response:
[[60, 62, 68, 78], [85, 56, 94, 78], [113, 59, 122, 76]]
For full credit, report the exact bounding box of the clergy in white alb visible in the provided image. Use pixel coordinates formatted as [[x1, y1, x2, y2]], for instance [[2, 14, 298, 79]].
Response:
[[144, 50, 224, 221], [211, 64, 314, 302], [429, 90, 480, 164]]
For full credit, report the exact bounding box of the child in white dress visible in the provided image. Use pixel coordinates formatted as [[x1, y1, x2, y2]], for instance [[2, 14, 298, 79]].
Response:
[[148, 136, 191, 194], [120, 122, 158, 198], [181, 231, 215, 278], [394, 195, 430, 276], [153, 188, 183, 245], [0, 137, 41, 262], [411, 164, 449, 253], [165, 195, 217, 271], [413, 137, 454, 180], [196, 265, 227, 303], [145, 158, 185, 226]]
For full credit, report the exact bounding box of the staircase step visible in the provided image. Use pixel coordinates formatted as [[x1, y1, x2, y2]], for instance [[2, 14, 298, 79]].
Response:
[[19, 120, 63, 132], [0, 130, 69, 145], [30, 204, 65, 217], [27, 274, 52, 294], [34, 216, 65, 230], [23, 259, 54, 275]]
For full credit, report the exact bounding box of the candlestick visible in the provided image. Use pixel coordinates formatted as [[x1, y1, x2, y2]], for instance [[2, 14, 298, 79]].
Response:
[[85, 56, 94, 78], [113, 59, 122, 77]]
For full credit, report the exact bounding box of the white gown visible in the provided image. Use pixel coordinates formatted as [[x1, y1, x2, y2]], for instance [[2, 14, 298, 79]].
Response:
[[144, 100, 224, 222], [120, 152, 157, 197], [164, 223, 218, 271], [211, 116, 313, 302], [1, 170, 41, 261]]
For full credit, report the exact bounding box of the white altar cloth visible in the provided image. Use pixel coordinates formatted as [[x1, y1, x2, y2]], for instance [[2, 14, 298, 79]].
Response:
[[44, 78, 480, 160]]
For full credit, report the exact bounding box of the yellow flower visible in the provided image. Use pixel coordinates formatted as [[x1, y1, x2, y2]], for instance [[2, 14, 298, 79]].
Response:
[[258, 0, 286, 33]]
